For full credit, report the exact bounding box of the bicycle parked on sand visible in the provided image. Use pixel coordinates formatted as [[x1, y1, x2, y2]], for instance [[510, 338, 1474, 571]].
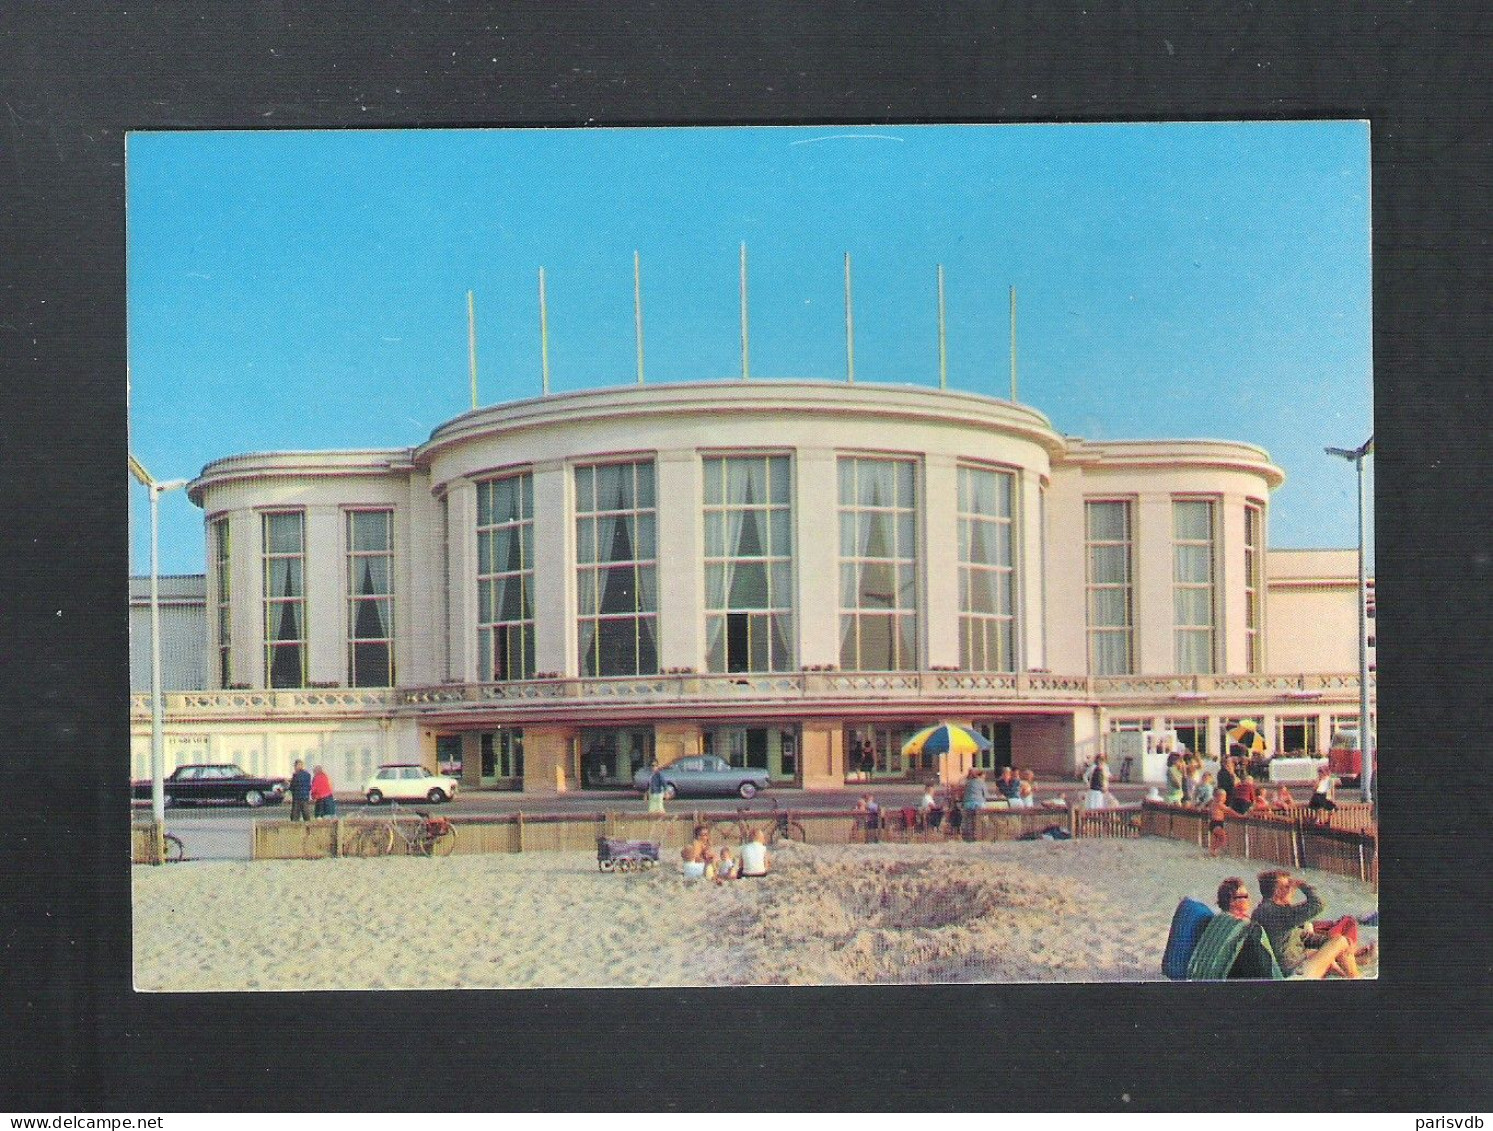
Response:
[[347, 803, 458, 857]]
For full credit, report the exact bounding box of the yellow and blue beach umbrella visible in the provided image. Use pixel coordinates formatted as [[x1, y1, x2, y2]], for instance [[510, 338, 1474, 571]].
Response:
[[901, 722, 992, 759], [1226, 719, 1269, 756]]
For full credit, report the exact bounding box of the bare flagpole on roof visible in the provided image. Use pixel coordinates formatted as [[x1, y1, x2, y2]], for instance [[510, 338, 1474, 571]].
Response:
[[739, 241, 750, 380], [539, 267, 550, 396], [844, 252, 855, 384], [467, 290, 479, 410], [1010, 285, 1018, 403], [634, 251, 645, 386], [938, 264, 948, 390]]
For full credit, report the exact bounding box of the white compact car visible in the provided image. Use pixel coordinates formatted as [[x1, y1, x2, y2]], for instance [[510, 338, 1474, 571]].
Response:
[[364, 763, 460, 805]]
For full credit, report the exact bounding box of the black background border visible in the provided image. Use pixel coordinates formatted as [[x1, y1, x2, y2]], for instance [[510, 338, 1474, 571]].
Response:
[[2, 1, 1489, 1112]]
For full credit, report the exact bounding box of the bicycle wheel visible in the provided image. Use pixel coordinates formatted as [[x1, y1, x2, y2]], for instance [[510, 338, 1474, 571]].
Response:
[[780, 820, 807, 844], [428, 823, 457, 858], [350, 822, 396, 857], [161, 833, 186, 863]]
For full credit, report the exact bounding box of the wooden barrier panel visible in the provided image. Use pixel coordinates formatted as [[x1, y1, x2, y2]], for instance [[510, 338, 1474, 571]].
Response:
[[1138, 802, 1377, 887], [131, 824, 159, 864]]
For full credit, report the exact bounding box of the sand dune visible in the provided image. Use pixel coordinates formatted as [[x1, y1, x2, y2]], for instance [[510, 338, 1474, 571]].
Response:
[[132, 838, 1377, 991]]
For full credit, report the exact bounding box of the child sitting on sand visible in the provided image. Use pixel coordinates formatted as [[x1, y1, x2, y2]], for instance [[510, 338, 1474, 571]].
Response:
[[710, 846, 738, 883]]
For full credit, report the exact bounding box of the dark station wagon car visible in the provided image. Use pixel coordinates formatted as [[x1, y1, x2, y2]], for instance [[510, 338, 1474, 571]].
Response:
[[132, 763, 288, 808]]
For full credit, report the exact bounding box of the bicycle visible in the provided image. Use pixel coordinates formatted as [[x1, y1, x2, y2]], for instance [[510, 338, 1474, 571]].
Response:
[[710, 799, 806, 849], [137, 826, 186, 864], [347, 803, 458, 857]]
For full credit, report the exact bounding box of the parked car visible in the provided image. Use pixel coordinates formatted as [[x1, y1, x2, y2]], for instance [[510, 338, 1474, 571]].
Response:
[[631, 756, 770, 800], [132, 763, 288, 808], [1327, 729, 1364, 786], [364, 763, 460, 805]]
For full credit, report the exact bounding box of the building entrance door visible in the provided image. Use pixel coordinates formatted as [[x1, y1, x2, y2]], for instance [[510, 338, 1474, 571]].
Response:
[[973, 722, 1012, 773]]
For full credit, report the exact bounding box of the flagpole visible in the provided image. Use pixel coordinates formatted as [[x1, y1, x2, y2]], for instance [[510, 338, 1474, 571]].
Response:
[[633, 251, 645, 386], [937, 265, 948, 390], [1009, 285, 1018, 402], [844, 252, 855, 385], [739, 241, 750, 380], [467, 290, 479, 410], [539, 267, 550, 396]]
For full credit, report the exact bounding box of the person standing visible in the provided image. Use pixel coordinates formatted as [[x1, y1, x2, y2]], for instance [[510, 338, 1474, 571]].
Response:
[[288, 759, 313, 822], [310, 764, 336, 818], [961, 769, 988, 840], [1085, 753, 1110, 809], [1165, 754, 1186, 804], [646, 757, 667, 814], [1308, 765, 1339, 823]]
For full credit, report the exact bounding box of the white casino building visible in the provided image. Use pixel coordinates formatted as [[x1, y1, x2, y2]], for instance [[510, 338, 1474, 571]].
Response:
[[129, 380, 1372, 793]]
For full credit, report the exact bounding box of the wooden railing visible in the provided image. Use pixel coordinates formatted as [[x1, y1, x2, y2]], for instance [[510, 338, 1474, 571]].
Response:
[[242, 800, 1375, 889], [1139, 801, 1377, 886]]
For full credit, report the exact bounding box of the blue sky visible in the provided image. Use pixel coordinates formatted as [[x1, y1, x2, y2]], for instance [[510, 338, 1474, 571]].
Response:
[[127, 123, 1372, 575]]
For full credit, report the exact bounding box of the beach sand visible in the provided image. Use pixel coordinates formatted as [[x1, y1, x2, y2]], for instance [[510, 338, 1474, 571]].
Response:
[[132, 838, 1378, 991]]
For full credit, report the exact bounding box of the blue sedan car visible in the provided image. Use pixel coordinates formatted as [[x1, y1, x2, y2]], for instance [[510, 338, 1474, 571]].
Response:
[[633, 756, 771, 800]]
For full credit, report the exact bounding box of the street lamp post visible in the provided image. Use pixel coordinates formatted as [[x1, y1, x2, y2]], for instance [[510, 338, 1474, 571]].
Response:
[[130, 456, 190, 830], [1325, 437, 1374, 805]]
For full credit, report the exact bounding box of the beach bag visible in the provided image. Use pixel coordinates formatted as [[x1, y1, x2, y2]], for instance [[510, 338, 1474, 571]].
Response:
[[1162, 897, 1216, 980]]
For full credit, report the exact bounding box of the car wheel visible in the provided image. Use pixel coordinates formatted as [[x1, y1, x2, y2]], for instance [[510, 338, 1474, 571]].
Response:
[[243, 789, 264, 808], [738, 782, 758, 800], [366, 790, 383, 805], [663, 783, 677, 801], [427, 788, 447, 804]]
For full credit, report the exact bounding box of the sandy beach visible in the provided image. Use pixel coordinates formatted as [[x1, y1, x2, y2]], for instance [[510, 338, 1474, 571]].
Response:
[[133, 838, 1377, 991]]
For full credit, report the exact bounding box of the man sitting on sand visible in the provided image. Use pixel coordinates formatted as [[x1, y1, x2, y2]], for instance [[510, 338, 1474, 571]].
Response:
[[738, 828, 769, 877], [680, 824, 715, 879], [1251, 869, 1369, 979]]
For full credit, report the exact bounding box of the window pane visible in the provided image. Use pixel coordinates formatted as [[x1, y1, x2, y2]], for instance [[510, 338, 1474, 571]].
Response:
[[1173, 500, 1213, 540], [596, 463, 627, 511], [896, 462, 915, 508], [269, 558, 303, 597], [577, 571, 596, 616], [1092, 633, 1130, 675], [635, 462, 655, 509], [576, 518, 595, 565], [703, 459, 723, 506], [351, 556, 390, 595], [266, 513, 303, 553], [837, 459, 855, 505], [635, 513, 657, 560], [1090, 545, 1129, 584], [770, 509, 791, 557], [1175, 544, 1212, 583], [637, 566, 657, 612], [768, 457, 790, 505], [351, 511, 390, 552], [839, 512, 857, 557], [705, 564, 726, 607], [704, 513, 724, 558], [574, 466, 594, 513], [1175, 587, 1212, 626], [1086, 502, 1128, 541], [1091, 588, 1129, 626], [770, 563, 792, 606]]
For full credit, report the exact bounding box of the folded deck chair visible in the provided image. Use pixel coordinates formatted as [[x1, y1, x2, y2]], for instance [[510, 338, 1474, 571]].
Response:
[[1186, 914, 1285, 980], [1162, 897, 1216, 980]]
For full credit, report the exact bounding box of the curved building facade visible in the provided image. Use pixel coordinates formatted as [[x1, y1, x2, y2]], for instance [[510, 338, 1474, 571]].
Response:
[[132, 381, 1370, 792]]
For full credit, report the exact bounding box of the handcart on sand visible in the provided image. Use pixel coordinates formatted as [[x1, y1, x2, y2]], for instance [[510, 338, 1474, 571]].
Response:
[[596, 836, 661, 872]]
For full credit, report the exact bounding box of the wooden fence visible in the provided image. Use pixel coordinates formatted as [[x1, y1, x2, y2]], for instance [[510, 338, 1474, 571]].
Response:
[[1139, 801, 1377, 886], [241, 800, 1374, 888]]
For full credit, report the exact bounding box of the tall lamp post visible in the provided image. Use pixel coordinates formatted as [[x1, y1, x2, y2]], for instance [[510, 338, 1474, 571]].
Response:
[[129, 455, 190, 829], [1325, 436, 1374, 804]]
